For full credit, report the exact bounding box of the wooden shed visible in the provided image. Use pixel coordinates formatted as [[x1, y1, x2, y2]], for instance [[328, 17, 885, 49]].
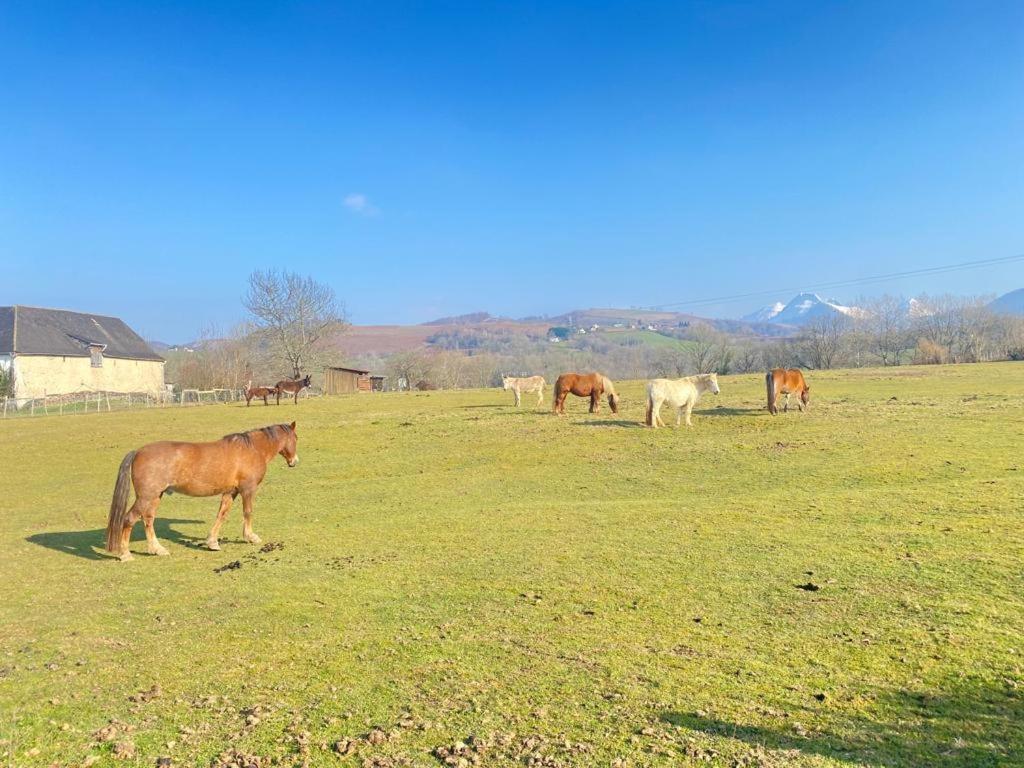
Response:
[[323, 366, 373, 394]]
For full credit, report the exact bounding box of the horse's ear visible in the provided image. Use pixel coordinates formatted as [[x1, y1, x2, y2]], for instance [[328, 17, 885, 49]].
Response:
[[290, 421, 297, 432]]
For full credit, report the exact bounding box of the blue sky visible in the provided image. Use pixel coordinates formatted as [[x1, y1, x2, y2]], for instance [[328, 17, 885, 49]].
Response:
[[1, 1, 1022, 341]]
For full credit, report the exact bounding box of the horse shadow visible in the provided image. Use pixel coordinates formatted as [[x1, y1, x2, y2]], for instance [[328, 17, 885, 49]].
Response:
[[576, 419, 646, 429], [659, 676, 1022, 767], [26, 518, 204, 561], [697, 406, 765, 417]]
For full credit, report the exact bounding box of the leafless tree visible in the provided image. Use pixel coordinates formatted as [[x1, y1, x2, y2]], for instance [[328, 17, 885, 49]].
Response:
[[243, 270, 347, 378], [800, 314, 851, 369], [686, 323, 722, 374], [386, 349, 434, 391], [857, 295, 912, 366]]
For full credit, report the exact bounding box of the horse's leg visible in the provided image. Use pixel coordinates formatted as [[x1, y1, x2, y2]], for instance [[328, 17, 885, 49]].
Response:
[[206, 492, 235, 551], [536, 387, 544, 406], [117, 499, 143, 562], [784, 392, 790, 412], [590, 391, 600, 413], [684, 400, 695, 427], [514, 388, 521, 407], [241, 489, 261, 544], [141, 497, 169, 556]]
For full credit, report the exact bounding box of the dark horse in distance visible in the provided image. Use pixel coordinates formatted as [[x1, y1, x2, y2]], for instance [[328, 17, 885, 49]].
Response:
[[105, 423, 299, 561], [552, 372, 620, 415], [244, 381, 279, 406], [275, 375, 313, 404]]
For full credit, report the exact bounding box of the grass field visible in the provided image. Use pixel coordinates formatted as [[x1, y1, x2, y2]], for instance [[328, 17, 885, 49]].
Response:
[[2, 363, 1023, 767]]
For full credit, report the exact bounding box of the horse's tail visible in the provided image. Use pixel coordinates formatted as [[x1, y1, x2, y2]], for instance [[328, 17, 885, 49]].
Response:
[[765, 371, 776, 415], [645, 384, 654, 426], [106, 451, 137, 552]]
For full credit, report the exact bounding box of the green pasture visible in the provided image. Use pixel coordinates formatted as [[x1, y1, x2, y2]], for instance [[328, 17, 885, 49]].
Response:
[[1, 363, 1022, 767]]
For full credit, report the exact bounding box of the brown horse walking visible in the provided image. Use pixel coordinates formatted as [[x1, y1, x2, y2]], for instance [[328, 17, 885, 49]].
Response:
[[766, 368, 810, 415], [275, 375, 312, 404], [105, 423, 299, 561], [552, 372, 620, 415], [244, 380, 279, 406]]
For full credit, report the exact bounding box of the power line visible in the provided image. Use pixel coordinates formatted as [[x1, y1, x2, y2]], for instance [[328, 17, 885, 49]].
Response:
[[646, 253, 1024, 312]]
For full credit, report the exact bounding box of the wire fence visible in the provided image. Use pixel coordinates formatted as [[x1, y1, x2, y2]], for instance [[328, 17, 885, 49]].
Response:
[[0, 387, 322, 419]]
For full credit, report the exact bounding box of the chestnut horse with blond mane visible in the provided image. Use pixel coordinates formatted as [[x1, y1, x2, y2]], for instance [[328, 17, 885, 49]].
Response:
[[552, 372, 620, 415], [105, 423, 299, 561], [766, 368, 810, 415]]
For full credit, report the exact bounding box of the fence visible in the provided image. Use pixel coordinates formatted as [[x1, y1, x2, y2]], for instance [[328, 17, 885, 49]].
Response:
[[0, 387, 316, 419]]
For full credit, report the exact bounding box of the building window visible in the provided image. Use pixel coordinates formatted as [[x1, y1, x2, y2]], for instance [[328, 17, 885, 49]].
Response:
[[90, 345, 103, 367]]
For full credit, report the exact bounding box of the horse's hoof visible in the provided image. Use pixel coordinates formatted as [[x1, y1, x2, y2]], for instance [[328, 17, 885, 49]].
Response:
[[244, 534, 262, 545], [149, 546, 170, 556], [206, 540, 221, 551], [118, 552, 134, 562]]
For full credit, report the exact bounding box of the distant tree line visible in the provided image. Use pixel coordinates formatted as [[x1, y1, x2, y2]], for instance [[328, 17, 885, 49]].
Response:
[[166, 287, 1024, 392]]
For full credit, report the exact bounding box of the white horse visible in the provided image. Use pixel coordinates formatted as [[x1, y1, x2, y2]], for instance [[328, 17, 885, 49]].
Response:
[[502, 375, 546, 407], [645, 373, 720, 428]]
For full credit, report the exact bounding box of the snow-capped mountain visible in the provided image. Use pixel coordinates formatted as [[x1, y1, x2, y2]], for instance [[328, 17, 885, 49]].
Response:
[[990, 288, 1024, 315], [741, 301, 785, 323], [902, 297, 932, 318], [743, 293, 861, 326]]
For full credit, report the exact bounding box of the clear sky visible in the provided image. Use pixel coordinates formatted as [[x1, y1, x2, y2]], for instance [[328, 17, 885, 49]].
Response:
[[1, 1, 1022, 341]]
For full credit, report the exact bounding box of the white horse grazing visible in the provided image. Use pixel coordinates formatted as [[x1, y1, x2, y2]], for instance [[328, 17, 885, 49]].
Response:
[[645, 373, 720, 428], [502, 375, 546, 407]]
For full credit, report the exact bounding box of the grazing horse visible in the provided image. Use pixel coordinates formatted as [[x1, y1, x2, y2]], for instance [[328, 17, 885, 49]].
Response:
[[244, 380, 279, 406], [766, 368, 810, 415], [502, 375, 546, 407], [552, 372, 620, 415], [645, 373, 720, 428], [105, 423, 299, 561], [275, 375, 312, 405]]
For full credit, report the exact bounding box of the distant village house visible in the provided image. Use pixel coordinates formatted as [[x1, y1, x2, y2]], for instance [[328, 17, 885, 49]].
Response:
[[0, 306, 165, 400]]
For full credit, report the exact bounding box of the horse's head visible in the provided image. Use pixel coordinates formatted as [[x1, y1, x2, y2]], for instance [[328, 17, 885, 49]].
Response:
[[280, 422, 299, 467], [302, 375, 312, 387], [706, 373, 720, 395], [502, 376, 512, 390], [801, 385, 810, 406]]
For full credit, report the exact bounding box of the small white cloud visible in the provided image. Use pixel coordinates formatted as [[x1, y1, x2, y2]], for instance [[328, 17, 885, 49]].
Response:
[[343, 193, 379, 216]]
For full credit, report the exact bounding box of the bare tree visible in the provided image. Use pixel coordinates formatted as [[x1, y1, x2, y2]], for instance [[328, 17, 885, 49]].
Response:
[[858, 295, 912, 366], [800, 314, 850, 369], [686, 323, 721, 374], [386, 349, 434, 391], [243, 270, 347, 378]]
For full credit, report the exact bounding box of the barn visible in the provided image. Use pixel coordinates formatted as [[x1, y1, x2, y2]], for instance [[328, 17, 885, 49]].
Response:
[[322, 366, 385, 394], [0, 305, 165, 400]]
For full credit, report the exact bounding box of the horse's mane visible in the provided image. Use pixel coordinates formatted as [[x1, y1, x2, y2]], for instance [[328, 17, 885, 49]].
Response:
[[601, 375, 618, 395], [222, 424, 292, 446]]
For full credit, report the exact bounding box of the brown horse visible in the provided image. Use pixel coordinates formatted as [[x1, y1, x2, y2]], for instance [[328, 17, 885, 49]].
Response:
[[766, 368, 810, 415], [244, 380, 279, 406], [553, 372, 620, 414], [275, 375, 312, 404], [105, 423, 299, 561]]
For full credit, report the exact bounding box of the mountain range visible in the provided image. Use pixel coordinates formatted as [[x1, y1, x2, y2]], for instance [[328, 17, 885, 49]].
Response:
[[741, 293, 862, 326], [154, 289, 1024, 356], [990, 288, 1024, 315]]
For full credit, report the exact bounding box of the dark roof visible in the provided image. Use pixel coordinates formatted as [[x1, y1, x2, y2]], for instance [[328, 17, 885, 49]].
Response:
[[325, 366, 371, 375], [0, 306, 164, 362]]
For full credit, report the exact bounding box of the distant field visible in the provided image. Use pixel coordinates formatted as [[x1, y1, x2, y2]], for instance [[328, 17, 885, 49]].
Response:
[[601, 329, 693, 350], [1, 363, 1023, 767]]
